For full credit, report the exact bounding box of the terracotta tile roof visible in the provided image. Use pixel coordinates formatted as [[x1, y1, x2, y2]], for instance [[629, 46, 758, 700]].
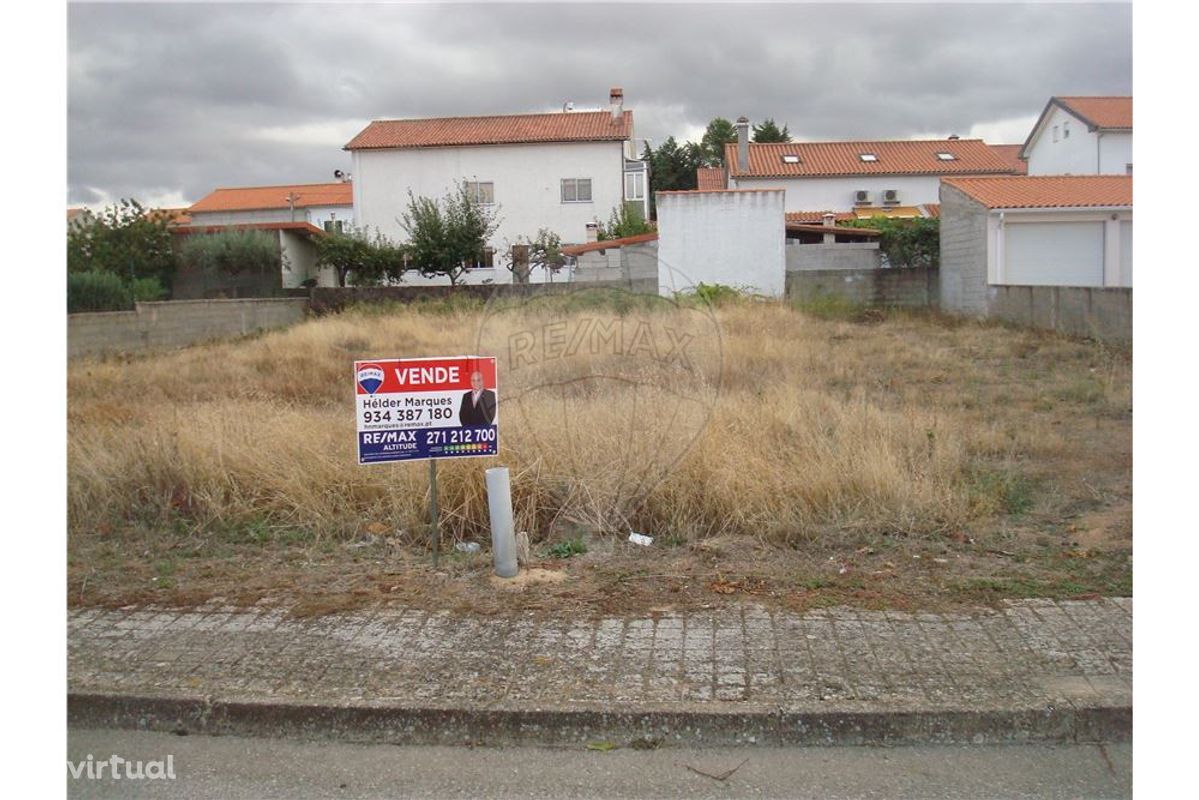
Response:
[[189, 183, 353, 213], [785, 211, 857, 224], [941, 175, 1132, 210], [696, 167, 728, 190], [171, 221, 326, 237], [561, 231, 658, 256], [922, 203, 940, 219], [67, 207, 87, 221], [1055, 97, 1133, 131], [345, 111, 632, 150], [726, 139, 1016, 178], [987, 144, 1028, 175]]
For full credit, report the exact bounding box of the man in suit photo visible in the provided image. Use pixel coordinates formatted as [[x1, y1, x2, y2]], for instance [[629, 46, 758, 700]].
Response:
[[459, 370, 497, 426]]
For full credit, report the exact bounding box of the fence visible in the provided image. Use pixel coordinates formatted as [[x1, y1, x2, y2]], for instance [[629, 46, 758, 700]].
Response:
[[785, 266, 937, 308], [986, 285, 1131, 343], [68, 298, 309, 359]]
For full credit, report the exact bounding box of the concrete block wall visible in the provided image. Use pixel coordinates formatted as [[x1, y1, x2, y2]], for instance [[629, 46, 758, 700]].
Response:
[[786, 242, 881, 272], [785, 267, 937, 308], [939, 183, 990, 314], [986, 285, 1131, 343], [68, 298, 309, 359]]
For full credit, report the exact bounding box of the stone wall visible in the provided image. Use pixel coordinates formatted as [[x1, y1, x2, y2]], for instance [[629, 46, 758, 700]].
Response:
[[785, 242, 881, 272], [986, 285, 1131, 343], [785, 267, 938, 308], [68, 298, 309, 359], [938, 183, 990, 314]]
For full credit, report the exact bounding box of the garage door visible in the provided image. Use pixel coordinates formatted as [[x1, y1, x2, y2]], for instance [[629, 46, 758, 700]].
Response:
[[1003, 222, 1104, 287]]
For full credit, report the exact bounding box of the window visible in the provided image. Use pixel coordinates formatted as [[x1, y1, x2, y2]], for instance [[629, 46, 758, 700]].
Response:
[[858, 153, 878, 162], [1125, 163, 1133, 175], [323, 220, 345, 233], [1063, 120, 1070, 139], [465, 181, 494, 205], [1052, 125, 1059, 142], [561, 178, 593, 203], [624, 171, 644, 200], [781, 154, 800, 164], [467, 247, 495, 270], [935, 152, 957, 161]]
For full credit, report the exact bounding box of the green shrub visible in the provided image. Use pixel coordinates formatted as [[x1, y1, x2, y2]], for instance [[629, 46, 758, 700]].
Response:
[[68, 270, 133, 313], [130, 276, 167, 302], [180, 228, 280, 277], [844, 217, 939, 269]]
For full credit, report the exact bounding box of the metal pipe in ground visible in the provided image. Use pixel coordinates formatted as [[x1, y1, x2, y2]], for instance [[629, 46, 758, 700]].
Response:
[[485, 467, 518, 578]]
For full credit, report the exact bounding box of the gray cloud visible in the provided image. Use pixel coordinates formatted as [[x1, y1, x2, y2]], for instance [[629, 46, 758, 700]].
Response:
[[68, 2, 1131, 207]]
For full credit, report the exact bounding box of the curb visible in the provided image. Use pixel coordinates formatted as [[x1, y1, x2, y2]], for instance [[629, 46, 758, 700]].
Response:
[[68, 692, 1131, 748]]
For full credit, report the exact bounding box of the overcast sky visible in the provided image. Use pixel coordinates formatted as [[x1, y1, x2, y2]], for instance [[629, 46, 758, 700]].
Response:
[[67, 1, 1132, 209]]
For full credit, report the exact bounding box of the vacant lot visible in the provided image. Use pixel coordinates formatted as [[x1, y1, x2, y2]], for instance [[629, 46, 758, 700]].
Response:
[[68, 295, 1131, 616]]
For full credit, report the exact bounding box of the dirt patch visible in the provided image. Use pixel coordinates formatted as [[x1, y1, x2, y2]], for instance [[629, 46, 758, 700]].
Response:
[[490, 568, 570, 591]]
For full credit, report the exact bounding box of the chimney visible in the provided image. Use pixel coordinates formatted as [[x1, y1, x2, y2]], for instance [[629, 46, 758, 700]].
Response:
[[736, 116, 750, 172], [585, 222, 599, 243], [609, 87, 624, 122], [822, 213, 836, 244]]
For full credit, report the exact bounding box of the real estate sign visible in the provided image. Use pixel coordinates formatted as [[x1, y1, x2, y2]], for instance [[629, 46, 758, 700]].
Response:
[[354, 356, 498, 465]]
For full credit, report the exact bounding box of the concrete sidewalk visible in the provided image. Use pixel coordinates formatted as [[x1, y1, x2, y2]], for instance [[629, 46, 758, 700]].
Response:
[[68, 598, 1131, 747]]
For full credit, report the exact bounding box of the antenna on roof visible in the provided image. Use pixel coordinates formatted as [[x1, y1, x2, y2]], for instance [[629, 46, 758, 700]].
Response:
[[333, 169, 351, 182], [563, 101, 574, 113]]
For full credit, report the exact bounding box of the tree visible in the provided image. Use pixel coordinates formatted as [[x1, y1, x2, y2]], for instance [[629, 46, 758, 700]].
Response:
[[596, 203, 653, 241], [314, 226, 407, 287], [752, 118, 792, 143], [699, 117, 738, 167], [503, 229, 565, 284], [844, 217, 940, 269], [643, 137, 703, 218], [66, 198, 177, 291], [400, 182, 500, 285], [179, 228, 280, 278]]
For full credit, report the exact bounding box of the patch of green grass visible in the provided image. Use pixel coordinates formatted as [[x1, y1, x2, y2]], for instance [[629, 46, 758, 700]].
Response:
[[793, 293, 866, 321], [969, 467, 1035, 516], [1054, 377, 1105, 405], [545, 538, 587, 559]]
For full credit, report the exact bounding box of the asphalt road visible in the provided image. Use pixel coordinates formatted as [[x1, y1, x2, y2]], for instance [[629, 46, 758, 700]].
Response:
[[66, 728, 1131, 799]]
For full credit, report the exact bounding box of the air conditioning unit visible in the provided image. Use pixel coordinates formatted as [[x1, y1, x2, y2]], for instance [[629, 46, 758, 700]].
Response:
[[883, 189, 900, 205], [854, 189, 872, 205]]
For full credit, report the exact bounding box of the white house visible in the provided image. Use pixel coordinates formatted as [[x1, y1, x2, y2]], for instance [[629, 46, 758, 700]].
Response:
[[182, 182, 355, 289], [723, 117, 1019, 217], [1020, 96, 1132, 176], [939, 175, 1132, 315], [346, 88, 649, 285]]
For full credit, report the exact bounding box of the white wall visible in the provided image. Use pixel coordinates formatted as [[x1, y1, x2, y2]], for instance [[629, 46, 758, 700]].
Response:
[[190, 205, 352, 228], [1026, 105, 1132, 176], [656, 190, 786, 297], [988, 210, 1132, 288], [352, 140, 629, 284], [730, 174, 943, 212]]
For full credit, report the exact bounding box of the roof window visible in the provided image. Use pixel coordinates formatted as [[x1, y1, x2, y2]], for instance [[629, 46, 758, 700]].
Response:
[[781, 154, 800, 164], [935, 152, 957, 161], [859, 153, 878, 162]]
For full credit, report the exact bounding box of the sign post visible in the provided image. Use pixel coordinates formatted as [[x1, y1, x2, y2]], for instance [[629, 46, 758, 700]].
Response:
[[354, 356, 499, 564]]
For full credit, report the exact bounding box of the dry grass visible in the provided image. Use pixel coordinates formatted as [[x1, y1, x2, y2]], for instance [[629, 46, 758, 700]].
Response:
[[67, 295, 1132, 614]]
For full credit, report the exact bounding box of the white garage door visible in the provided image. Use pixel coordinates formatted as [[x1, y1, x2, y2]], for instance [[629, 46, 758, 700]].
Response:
[[1119, 220, 1132, 287], [1003, 221, 1104, 287]]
